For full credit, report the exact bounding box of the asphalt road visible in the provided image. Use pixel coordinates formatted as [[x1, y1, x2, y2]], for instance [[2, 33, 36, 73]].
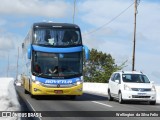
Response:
[[16, 86, 160, 120]]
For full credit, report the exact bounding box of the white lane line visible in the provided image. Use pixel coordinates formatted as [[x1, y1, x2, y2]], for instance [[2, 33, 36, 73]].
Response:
[[92, 101, 112, 108], [26, 99, 42, 120]]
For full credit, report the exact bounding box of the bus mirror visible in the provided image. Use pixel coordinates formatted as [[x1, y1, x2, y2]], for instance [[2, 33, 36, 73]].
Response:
[[83, 45, 89, 60], [27, 45, 32, 59], [22, 43, 24, 48]]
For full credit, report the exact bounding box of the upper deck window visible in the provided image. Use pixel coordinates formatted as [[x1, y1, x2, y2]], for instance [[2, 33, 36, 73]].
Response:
[[33, 28, 82, 47]]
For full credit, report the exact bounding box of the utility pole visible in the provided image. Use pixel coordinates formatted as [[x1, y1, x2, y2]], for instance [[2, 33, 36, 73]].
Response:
[[16, 47, 19, 80], [73, 0, 76, 24], [132, 0, 137, 71]]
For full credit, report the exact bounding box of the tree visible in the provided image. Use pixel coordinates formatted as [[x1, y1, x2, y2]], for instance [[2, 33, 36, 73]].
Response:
[[83, 48, 126, 83]]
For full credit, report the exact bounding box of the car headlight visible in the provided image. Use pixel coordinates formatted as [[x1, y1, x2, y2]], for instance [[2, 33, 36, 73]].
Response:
[[152, 85, 156, 92], [124, 84, 131, 91]]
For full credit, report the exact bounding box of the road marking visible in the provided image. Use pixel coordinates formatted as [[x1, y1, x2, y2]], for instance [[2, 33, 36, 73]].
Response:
[[92, 101, 112, 108], [26, 99, 42, 120]]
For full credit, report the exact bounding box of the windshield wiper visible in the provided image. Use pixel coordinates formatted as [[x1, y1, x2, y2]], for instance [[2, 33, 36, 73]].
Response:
[[33, 72, 44, 76]]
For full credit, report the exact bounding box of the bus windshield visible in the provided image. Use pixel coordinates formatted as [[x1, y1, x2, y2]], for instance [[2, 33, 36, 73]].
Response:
[[33, 28, 82, 47], [32, 51, 83, 78]]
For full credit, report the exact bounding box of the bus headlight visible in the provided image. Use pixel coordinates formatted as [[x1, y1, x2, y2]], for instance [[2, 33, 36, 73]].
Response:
[[76, 81, 82, 85], [32, 79, 41, 85], [35, 81, 40, 85]]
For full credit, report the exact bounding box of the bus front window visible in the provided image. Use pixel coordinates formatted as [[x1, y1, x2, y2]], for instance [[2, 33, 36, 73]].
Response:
[[32, 52, 82, 78], [58, 53, 82, 76], [33, 51, 58, 76]]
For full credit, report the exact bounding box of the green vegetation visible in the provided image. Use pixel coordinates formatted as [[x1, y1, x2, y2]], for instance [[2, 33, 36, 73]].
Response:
[[83, 48, 127, 83]]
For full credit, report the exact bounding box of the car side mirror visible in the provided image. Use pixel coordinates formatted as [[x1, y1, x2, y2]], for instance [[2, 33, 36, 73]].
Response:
[[150, 81, 154, 84], [115, 80, 119, 84]]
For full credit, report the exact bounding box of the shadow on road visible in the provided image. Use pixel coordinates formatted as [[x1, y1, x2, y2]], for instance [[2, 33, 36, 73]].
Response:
[[29, 93, 108, 101]]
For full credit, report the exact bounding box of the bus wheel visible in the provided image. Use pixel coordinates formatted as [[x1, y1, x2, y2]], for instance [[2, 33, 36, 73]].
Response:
[[70, 95, 76, 100], [30, 94, 35, 98], [24, 89, 29, 94]]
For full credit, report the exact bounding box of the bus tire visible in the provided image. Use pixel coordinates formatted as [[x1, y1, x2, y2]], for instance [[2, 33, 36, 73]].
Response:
[[70, 95, 76, 100], [24, 89, 29, 94], [30, 94, 35, 98]]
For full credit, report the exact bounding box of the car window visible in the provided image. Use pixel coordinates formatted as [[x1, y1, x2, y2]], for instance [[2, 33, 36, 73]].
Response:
[[122, 74, 150, 83], [114, 73, 120, 84], [115, 73, 120, 80], [110, 73, 115, 82]]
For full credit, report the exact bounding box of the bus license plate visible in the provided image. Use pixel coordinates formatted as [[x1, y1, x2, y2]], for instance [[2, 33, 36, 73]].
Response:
[[54, 90, 63, 94]]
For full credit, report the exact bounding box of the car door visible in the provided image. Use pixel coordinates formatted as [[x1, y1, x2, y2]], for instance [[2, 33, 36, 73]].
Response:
[[109, 73, 116, 95], [112, 73, 120, 98]]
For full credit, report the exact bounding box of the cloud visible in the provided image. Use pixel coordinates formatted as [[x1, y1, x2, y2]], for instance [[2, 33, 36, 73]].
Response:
[[0, 29, 23, 76], [0, 0, 71, 18], [79, 0, 134, 27], [79, 0, 160, 84], [0, 33, 15, 51], [11, 22, 27, 28], [80, 0, 160, 56], [0, 19, 7, 26]]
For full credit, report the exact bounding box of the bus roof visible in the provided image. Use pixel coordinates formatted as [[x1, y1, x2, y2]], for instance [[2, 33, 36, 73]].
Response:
[[33, 22, 80, 29]]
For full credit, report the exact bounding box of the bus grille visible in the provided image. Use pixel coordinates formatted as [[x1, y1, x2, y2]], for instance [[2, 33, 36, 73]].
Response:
[[41, 83, 76, 88]]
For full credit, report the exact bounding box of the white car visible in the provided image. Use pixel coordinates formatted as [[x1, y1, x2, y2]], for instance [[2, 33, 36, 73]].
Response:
[[108, 71, 156, 105]]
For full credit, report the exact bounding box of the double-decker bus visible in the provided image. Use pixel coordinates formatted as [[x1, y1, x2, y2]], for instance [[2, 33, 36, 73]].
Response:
[[21, 22, 89, 99]]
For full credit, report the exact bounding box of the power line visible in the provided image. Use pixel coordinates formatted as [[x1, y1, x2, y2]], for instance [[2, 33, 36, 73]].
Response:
[[83, 1, 135, 36]]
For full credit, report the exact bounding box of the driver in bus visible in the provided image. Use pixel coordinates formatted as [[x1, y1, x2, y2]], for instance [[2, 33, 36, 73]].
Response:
[[48, 66, 58, 74], [35, 64, 41, 73]]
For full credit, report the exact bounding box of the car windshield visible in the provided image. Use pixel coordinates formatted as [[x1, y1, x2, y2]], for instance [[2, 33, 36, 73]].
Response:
[[33, 28, 82, 47], [32, 51, 82, 78], [122, 74, 150, 83]]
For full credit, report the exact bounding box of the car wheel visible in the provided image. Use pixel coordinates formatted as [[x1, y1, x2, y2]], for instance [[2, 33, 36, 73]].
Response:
[[108, 90, 113, 101], [118, 92, 124, 104], [149, 101, 156, 105]]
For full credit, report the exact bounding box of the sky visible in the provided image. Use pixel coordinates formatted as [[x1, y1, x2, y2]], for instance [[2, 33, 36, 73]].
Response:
[[0, 0, 160, 84]]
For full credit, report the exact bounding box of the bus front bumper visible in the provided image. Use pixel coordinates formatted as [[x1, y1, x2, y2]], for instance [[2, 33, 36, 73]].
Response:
[[30, 82, 83, 96]]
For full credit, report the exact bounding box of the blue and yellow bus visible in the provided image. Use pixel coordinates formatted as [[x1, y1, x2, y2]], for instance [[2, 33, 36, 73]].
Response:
[[21, 22, 89, 99]]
